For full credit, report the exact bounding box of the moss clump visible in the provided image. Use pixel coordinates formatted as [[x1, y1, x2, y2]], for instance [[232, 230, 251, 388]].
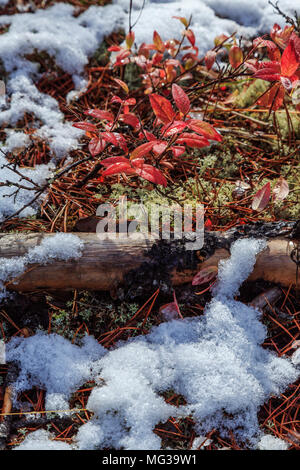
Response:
[[274, 111, 300, 140], [234, 79, 269, 108]]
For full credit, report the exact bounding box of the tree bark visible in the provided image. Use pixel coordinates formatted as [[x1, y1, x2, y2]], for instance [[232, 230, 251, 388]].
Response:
[[0, 229, 298, 293]]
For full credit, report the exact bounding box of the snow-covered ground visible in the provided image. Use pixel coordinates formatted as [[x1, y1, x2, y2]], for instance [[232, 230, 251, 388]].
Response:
[[0, 0, 299, 220], [7, 238, 300, 450]]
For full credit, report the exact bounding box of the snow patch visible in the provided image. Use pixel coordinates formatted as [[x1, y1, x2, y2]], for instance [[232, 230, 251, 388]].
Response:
[[257, 434, 290, 450], [7, 238, 300, 450]]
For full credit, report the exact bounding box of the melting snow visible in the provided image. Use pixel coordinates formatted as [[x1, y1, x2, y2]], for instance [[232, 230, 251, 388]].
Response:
[[7, 238, 300, 450]]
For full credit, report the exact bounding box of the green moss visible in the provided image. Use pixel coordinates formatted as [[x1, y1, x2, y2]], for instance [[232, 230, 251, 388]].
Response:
[[274, 111, 300, 140], [124, 62, 142, 91], [234, 79, 269, 108]]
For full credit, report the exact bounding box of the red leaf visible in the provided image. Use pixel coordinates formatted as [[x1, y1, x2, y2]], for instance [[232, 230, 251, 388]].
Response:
[[176, 132, 210, 148], [153, 142, 168, 155], [107, 45, 121, 52], [187, 119, 222, 142], [153, 30, 165, 53], [171, 84, 190, 115], [131, 158, 145, 168], [111, 95, 123, 104], [229, 45, 243, 68], [100, 132, 128, 152], [88, 137, 106, 156], [161, 121, 187, 136], [205, 50, 217, 71], [192, 266, 218, 286], [149, 94, 175, 124], [84, 109, 114, 122], [251, 182, 271, 211], [134, 164, 167, 187], [159, 302, 181, 321], [130, 141, 159, 160], [119, 113, 140, 130], [253, 69, 281, 81], [101, 156, 130, 167], [102, 162, 134, 177], [185, 29, 195, 47], [281, 40, 299, 78], [273, 177, 289, 201], [172, 16, 189, 28], [171, 145, 185, 157], [72, 122, 97, 133], [114, 78, 129, 94]]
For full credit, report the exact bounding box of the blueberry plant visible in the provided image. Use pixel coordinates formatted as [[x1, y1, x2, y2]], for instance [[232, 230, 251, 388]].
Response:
[[73, 17, 300, 208]]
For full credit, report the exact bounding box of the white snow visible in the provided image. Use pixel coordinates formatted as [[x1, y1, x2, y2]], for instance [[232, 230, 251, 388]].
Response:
[[14, 429, 75, 450], [7, 238, 300, 450], [257, 434, 289, 450], [0, 233, 84, 299]]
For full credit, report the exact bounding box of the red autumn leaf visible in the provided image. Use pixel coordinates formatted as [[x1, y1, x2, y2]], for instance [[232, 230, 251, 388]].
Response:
[[88, 137, 106, 156], [176, 132, 210, 148], [161, 121, 187, 136], [172, 16, 189, 28], [270, 24, 294, 50], [192, 266, 218, 286], [134, 164, 167, 187], [253, 37, 281, 61], [124, 98, 136, 106], [72, 121, 97, 133], [171, 83, 190, 115], [141, 130, 157, 142], [131, 158, 145, 168], [229, 45, 243, 68], [251, 182, 271, 211], [84, 109, 114, 122], [130, 140, 159, 160], [187, 119, 222, 142], [205, 50, 217, 70], [152, 142, 168, 155], [101, 156, 130, 167], [114, 78, 129, 94], [273, 176, 289, 201], [257, 82, 285, 111], [119, 113, 140, 130], [111, 95, 123, 104], [281, 40, 299, 78], [113, 133, 128, 152], [159, 302, 181, 321], [149, 94, 175, 124], [102, 162, 134, 177], [171, 145, 186, 157], [185, 29, 195, 47], [153, 30, 165, 53], [107, 45, 122, 52]]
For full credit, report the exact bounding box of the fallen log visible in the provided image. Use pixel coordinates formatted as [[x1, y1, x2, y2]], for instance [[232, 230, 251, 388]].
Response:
[[0, 222, 298, 295]]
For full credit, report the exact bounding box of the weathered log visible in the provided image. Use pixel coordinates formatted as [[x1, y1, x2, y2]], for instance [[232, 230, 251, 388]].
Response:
[[0, 224, 298, 294]]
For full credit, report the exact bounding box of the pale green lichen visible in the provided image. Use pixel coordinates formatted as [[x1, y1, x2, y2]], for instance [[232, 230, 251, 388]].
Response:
[[234, 79, 269, 109]]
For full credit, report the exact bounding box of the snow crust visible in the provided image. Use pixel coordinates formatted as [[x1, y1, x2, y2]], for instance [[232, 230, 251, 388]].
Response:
[[7, 238, 299, 450], [0, 233, 84, 300], [257, 434, 289, 450]]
